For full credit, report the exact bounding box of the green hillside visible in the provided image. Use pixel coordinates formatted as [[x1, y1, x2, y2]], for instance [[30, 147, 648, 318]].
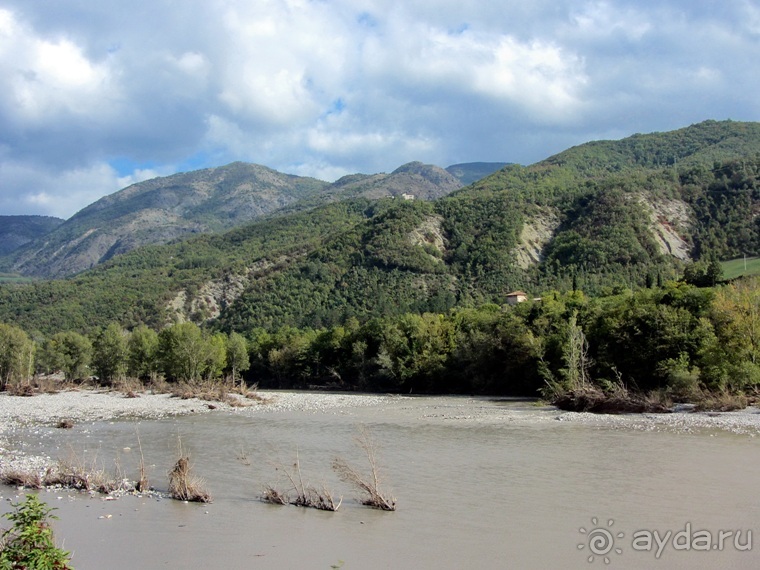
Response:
[[0, 200, 373, 335], [3, 161, 504, 279], [0, 273, 33, 284], [1, 120, 760, 337], [0, 215, 63, 256]]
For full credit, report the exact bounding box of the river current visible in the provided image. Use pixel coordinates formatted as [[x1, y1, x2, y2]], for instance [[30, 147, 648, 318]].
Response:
[[2, 395, 759, 569]]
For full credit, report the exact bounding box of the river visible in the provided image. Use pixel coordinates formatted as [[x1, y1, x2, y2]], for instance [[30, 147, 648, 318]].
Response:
[[2, 394, 759, 569]]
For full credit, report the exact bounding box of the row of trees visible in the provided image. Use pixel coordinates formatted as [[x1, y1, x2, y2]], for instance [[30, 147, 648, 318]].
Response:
[[0, 322, 250, 388], [1, 277, 759, 398], [237, 277, 760, 397]]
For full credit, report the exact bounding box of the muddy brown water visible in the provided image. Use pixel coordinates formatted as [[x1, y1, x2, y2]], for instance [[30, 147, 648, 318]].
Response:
[[2, 395, 760, 569]]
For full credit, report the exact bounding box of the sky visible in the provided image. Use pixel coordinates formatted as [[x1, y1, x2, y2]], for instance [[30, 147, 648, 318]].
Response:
[[0, 0, 759, 219]]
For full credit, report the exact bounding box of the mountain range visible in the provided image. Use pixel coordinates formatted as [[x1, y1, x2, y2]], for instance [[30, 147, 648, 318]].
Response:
[[0, 216, 64, 256], [1, 161, 507, 278], [1, 119, 759, 336]]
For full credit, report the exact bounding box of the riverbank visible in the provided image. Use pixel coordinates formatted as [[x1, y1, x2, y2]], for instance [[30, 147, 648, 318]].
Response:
[[2, 389, 760, 437], [1, 389, 760, 489], [0, 389, 394, 482]]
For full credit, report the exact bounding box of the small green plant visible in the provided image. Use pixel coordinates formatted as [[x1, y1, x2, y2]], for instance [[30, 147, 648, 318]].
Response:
[[0, 494, 72, 569]]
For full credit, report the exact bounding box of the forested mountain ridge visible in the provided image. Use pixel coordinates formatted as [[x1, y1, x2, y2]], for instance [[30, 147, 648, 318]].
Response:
[[0, 216, 64, 256], [1, 161, 505, 279], [3, 163, 328, 278], [1, 120, 759, 337]]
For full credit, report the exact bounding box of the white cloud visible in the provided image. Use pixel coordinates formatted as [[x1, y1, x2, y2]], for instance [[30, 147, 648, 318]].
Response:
[[0, 9, 114, 124], [168, 51, 209, 79], [0, 0, 758, 218], [570, 1, 653, 41], [213, 0, 350, 126], [0, 159, 164, 218], [117, 168, 165, 190], [472, 37, 586, 121]]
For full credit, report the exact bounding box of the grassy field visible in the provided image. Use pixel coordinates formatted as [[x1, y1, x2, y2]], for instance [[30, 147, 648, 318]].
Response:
[[721, 257, 760, 280], [0, 273, 34, 284]]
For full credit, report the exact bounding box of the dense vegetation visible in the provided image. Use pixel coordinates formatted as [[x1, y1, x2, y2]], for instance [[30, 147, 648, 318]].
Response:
[[238, 277, 760, 398], [0, 120, 759, 403], [1, 161, 501, 280], [0, 216, 64, 256], [1, 277, 759, 406]]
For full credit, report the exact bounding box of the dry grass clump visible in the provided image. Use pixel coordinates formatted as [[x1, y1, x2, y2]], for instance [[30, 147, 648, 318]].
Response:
[[694, 389, 748, 412], [1, 450, 140, 494], [303, 485, 342, 511], [4, 374, 73, 396], [168, 457, 212, 503], [134, 430, 149, 493], [56, 419, 74, 429], [262, 451, 341, 511], [553, 381, 749, 414], [44, 451, 122, 494], [224, 395, 252, 408], [552, 384, 672, 414], [260, 485, 288, 505], [171, 380, 228, 402], [0, 470, 42, 489], [4, 383, 36, 397], [145, 376, 171, 394], [169, 381, 207, 400], [332, 426, 396, 511], [168, 379, 270, 408], [242, 383, 272, 403], [113, 376, 144, 397]]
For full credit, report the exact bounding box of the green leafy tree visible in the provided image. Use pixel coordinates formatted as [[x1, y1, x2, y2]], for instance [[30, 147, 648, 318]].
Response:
[[0, 324, 35, 390], [158, 322, 207, 382], [127, 325, 159, 381], [41, 331, 92, 380], [203, 333, 227, 381], [705, 256, 724, 286], [226, 332, 250, 387], [683, 257, 723, 287], [0, 494, 72, 569], [158, 323, 226, 382], [562, 312, 591, 390], [374, 313, 455, 392], [704, 278, 760, 388], [92, 323, 127, 385]]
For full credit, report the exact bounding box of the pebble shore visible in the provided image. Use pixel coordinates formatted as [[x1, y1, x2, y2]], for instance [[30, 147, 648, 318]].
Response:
[[0, 389, 393, 481], [553, 406, 760, 435], [1, 390, 759, 489]]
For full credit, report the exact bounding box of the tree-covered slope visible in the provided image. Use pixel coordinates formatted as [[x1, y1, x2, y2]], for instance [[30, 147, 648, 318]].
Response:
[[7, 163, 330, 278], [0, 200, 374, 335], [194, 120, 760, 331], [5, 161, 505, 280], [0, 216, 63, 256], [2, 120, 760, 336]]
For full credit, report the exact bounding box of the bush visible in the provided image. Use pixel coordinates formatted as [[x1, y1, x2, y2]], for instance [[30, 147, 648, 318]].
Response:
[[0, 494, 72, 569]]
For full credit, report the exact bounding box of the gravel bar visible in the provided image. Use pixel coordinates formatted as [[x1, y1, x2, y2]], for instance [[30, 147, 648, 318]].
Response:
[[0, 389, 396, 480], [1, 390, 759, 488]]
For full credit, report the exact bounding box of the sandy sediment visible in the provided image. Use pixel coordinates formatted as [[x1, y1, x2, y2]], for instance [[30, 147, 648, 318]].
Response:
[[0, 389, 394, 481], [0, 389, 393, 431], [1, 390, 759, 487]]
